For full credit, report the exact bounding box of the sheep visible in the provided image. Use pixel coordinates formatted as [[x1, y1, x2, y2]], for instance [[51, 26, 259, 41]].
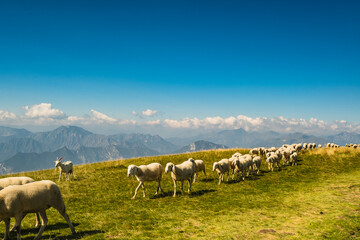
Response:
[[0, 177, 35, 190], [290, 152, 298, 166], [165, 159, 196, 197], [303, 143, 308, 150], [212, 159, 230, 185], [233, 157, 248, 181], [187, 158, 206, 183], [127, 163, 163, 199], [0, 177, 40, 230], [295, 144, 303, 152], [249, 148, 260, 155], [266, 153, 281, 171], [54, 157, 73, 181], [252, 156, 262, 174], [0, 180, 75, 240], [242, 154, 254, 175], [318, 144, 322, 148]]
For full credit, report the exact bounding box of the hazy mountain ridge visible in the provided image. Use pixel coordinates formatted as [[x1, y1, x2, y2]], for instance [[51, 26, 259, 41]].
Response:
[[0, 125, 359, 174]]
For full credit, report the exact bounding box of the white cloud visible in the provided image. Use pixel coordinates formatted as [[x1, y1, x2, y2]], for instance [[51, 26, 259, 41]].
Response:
[[141, 109, 158, 117], [131, 110, 138, 116], [0, 110, 17, 121], [24, 103, 65, 119], [90, 110, 116, 123], [1, 103, 360, 136]]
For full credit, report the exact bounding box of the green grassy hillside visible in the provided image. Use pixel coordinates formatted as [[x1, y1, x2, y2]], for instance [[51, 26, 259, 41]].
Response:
[[1, 148, 360, 239]]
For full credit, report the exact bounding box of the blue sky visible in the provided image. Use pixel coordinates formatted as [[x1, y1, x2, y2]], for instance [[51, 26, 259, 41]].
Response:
[[0, 1, 359, 136]]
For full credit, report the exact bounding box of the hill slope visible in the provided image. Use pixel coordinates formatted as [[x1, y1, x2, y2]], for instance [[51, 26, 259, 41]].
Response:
[[2, 147, 360, 239]]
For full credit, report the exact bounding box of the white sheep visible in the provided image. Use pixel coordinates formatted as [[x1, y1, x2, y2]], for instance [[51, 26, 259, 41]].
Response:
[[0, 177, 35, 190], [165, 159, 196, 197], [249, 148, 260, 155], [266, 153, 281, 171], [0, 177, 40, 230], [233, 157, 247, 181], [252, 156, 262, 174], [212, 159, 230, 185], [187, 158, 206, 183], [290, 152, 298, 166], [0, 180, 75, 240], [54, 157, 73, 181], [127, 163, 163, 199]]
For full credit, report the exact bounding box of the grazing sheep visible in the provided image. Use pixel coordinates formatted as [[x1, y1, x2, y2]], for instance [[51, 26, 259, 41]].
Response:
[[303, 143, 308, 150], [0, 180, 75, 240], [165, 159, 196, 197], [0, 177, 35, 190], [127, 163, 163, 199], [252, 156, 262, 174], [188, 158, 206, 182], [249, 148, 260, 155], [290, 152, 298, 166], [228, 156, 238, 179], [295, 144, 303, 152], [318, 144, 322, 148], [266, 153, 281, 171], [212, 159, 230, 185], [242, 154, 254, 175], [233, 157, 249, 181], [327, 143, 331, 148], [54, 157, 73, 181], [0, 177, 40, 230]]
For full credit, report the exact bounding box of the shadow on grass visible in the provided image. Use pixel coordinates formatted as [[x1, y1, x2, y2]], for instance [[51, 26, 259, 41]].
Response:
[[200, 178, 216, 182], [190, 189, 215, 196], [16, 222, 81, 235], [150, 189, 216, 199], [3, 228, 104, 240]]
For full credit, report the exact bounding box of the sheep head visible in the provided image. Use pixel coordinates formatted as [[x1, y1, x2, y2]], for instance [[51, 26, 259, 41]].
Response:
[[127, 165, 137, 177], [165, 163, 174, 174], [212, 162, 219, 171]]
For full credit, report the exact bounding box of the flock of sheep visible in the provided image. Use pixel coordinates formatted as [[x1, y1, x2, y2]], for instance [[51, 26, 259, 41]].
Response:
[[0, 141, 358, 239], [127, 142, 359, 199]]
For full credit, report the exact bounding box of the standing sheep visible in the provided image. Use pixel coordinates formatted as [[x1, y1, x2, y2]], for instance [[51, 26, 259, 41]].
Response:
[[212, 159, 230, 185], [127, 163, 163, 199], [188, 158, 206, 183], [165, 159, 196, 197], [54, 157, 73, 181], [252, 156, 262, 174], [0, 180, 75, 240]]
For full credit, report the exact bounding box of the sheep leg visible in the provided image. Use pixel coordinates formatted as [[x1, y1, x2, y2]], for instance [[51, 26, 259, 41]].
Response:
[[4, 218, 10, 240], [14, 213, 25, 240], [180, 181, 184, 195], [172, 179, 177, 197], [56, 208, 76, 235], [203, 169, 206, 177], [187, 179, 192, 193], [218, 173, 222, 185], [34, 210, 48, 240], [132, 181, 143, 199], [193, 172, 197, 183], [155, 180, 163, 195], [141, 182, 146, 198], [35, 212, 40, 227]]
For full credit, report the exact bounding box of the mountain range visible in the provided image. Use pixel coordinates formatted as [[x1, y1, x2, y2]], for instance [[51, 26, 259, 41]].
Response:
[[0, 125, 359, 174]]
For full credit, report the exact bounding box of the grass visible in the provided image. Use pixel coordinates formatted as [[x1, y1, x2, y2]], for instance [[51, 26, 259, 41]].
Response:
[[1, 147, 360, 239]]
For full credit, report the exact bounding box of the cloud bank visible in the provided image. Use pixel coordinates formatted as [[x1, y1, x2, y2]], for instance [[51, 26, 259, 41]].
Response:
[[1, 103, 359, 136]]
